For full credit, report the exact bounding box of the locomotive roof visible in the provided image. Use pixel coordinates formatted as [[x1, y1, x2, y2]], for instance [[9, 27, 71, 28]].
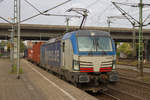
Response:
[[42, 30, 111, 46], [62, 30, 110, 40], [76, 30, 110, 36]]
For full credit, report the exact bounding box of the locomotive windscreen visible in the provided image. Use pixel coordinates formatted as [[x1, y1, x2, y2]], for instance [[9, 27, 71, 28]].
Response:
[[77, 36, 113, 52]]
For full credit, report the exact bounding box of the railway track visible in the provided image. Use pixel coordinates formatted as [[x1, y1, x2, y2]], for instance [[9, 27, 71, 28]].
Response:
[[91, 74, 150, 100], [105, 75, 150, 100], [88, 91, 120, 100], [107, 84, 142, 100], [119, 75, 150, 89], [101, 92, 120, 100]]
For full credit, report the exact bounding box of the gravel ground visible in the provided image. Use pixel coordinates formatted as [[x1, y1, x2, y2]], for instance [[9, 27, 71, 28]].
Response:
[[117, 65, 150, 82], [107, 65, 150, 100]]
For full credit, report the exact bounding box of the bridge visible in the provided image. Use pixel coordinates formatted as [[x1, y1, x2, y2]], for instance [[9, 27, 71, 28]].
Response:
[[1, 23, 150, 60], [0, 23, 150, 42]]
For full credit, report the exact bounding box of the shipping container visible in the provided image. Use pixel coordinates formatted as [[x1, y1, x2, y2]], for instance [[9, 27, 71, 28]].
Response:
[[40, 41, 61, 68], [32, 42, 44, 64], [27, 48, 33, 61]]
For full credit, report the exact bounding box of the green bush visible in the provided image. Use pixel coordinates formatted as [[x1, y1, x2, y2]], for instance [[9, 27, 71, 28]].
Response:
[[118, 43, 133, 58], [116, 52, 120, 57], [0, 54, 3, 57]]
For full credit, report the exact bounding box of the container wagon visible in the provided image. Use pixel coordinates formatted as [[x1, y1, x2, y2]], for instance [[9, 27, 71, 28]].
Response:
[[27, 48, 33, 61], [32, 42, 44, 64]]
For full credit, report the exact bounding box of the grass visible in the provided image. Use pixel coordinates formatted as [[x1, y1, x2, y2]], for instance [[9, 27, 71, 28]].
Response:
[[0, 54, 3, 57], [10, 64, 23, 74], [142, 77, 150, 83]]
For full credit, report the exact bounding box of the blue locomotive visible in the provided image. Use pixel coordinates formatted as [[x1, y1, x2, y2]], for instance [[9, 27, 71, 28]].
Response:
[[40, 30, 118, 91]]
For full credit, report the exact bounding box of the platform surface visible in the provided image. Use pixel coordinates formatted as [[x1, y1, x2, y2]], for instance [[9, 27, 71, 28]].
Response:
[[0, 59, 97, 100]]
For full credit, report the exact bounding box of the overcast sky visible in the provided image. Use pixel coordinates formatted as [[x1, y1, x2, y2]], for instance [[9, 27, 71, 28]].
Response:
[[0, 0, 150, 28]]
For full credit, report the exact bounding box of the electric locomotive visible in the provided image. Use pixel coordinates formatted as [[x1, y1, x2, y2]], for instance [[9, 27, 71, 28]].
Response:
[[40, 30, 118, 91]]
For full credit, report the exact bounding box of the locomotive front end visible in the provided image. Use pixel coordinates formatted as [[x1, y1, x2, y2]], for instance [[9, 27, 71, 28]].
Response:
[[72, 30, 118, 85]]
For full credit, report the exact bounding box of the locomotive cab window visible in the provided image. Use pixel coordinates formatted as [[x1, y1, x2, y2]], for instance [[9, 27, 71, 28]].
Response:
[[77, 36, 113, 52]]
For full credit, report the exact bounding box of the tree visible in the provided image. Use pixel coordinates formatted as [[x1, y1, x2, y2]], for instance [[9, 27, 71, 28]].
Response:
[[0, 40, 7, 47], [0, 40, 25, 53], [20, 40, 25, 53], [118, 43, 133, 57]]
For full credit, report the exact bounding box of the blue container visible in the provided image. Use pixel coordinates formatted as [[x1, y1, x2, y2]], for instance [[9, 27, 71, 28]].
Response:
[[40, 41, 61, 68]]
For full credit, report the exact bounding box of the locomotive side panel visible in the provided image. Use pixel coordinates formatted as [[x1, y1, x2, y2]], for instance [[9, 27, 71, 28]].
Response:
[[63, 39, 73, 71]]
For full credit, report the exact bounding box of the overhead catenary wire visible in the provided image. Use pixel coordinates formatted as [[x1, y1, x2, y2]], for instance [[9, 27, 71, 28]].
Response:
[[23, 0, 81, 23], [99, 2, 143, 21], [97, 4, 113, 21], [108, 15, 126, 19], [112, 1, 150, 26], [24, 0, 41, 13], [21, 0, 71, 23], [115, 1, 150, 7], [107, 15, 132, 29], [112, 2, 139, 25], [114, 2, 139, 7], [0, 16, 12, 24], [142, 8, 150, 23], [43, 13, 81, 18], [108, 7, 150, 22]]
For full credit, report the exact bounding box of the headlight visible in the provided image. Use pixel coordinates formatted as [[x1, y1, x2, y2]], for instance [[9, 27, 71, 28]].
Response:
[[73, 60, 80, 71]]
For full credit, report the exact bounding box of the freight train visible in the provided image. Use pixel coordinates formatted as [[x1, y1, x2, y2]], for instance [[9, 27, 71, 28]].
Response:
[[25, 30, 118, 92]]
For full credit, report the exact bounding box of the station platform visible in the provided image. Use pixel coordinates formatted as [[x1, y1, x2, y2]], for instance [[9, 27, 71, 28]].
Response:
[[0, 59, 97, 100]]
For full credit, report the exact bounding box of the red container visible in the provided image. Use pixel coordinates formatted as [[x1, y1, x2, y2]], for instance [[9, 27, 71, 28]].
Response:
[[32, 42, 44, 64], [27, 48, 33, 61]]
